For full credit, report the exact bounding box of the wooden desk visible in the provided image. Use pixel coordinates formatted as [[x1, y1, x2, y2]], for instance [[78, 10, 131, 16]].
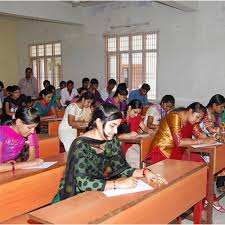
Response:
[[28, 159, 207, 224], [187, 144, 225, 224], [38, 134, 60, 158], [0, 153, 67, 222], [119, 135, 154, 168], [39, 118, 62, 136]]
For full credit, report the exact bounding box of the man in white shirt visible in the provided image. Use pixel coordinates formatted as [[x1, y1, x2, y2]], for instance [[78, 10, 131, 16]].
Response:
[[18, 67, 38, 97], [100, 78, 117, 101], [60, 80, 78, 107]]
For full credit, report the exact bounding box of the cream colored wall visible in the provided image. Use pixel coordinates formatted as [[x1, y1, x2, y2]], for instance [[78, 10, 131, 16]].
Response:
[[0, 19, 18, 86]]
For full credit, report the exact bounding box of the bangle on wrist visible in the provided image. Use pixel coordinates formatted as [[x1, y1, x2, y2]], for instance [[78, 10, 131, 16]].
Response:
[[10, 162, 15, 176], [143, 167, 151, 177], [113, 180, 116, 190]]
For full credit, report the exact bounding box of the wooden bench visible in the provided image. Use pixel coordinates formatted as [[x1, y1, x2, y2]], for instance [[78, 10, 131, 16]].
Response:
[[0, 153, 67, 222], [38, 134, 60, 158], [56, 110, 65, 118], [2, 214, 29, 224]]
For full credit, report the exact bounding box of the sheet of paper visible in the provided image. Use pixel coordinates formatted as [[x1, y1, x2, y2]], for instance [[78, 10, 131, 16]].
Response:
[[191, 142, 223, 148], [23, 161, 57, 169], [136, 134, 149, 138], [103, 180, 153, 197]]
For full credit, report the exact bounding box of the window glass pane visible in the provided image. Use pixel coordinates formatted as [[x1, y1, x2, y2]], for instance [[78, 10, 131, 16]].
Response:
[[146, 52, 157, 99], [46, 44, 53, 56], [119, 36, 129, 51], [38, 45, 44, 56], [120, 53, 129, 86], [108, 55, 117, 80], [132, 53, 142, 89], [54, 43, 61, 55], [47, 58, 54, 84], [146, 33, 157, 50], [30, 46, 36, 57], [39, 58, 45, 89], [132, 35, 142, 50], [54, 57, 62, 88], [107, 38, 116, 52], [32, 60, 37, 79]]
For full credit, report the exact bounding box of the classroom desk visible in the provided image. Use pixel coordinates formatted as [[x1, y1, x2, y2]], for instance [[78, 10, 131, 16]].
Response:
[[119, 134, 154, 168], [38, 134, 60, 158], [0, 153, 67, 222], [28, 159, 207, 224], [187, 144, 225, 224], [39, 118, 62, 135]]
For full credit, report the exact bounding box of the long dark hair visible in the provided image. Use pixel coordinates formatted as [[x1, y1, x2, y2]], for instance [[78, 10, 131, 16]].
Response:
[[14, 107, 40, 162], [14, 107, 40, 125], [113, 88, 128, 98], [88, 103, 122, 133], [77, 91, 95, 102], [160, 95, 175, 105], [38, 88, 53, 100], [128, 99, 143, 110], [206, 94, 225, 108], [173, 102, 206, 114]]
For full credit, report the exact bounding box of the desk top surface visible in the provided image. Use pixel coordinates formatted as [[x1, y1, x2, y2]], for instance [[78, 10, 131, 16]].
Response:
[[0, 153, 67, 185], [28, 159, 206, 224]]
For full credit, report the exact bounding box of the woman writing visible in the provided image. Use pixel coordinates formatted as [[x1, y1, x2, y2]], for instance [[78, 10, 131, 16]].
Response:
[[53, 103, 167, 203], [199, 94, 225, 137], [33, 88, 57, 120], [144, 95, 175, 130], [58, 91, 95, 152], [1, 85, 21, 124], [0, 107, 43, 172], [144, 102, 225, 214], [199, 94, 225, 193], [105, 86, 128, 113], [118, 99, 154, 168]]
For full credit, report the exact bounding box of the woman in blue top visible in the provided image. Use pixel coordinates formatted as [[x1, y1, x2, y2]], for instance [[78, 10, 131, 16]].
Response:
[[33, 89, 57, 119]]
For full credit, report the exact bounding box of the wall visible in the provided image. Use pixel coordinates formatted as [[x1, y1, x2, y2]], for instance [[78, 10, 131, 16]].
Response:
[[0, 19, 18, 86], [15, 1, 225, 106], [16, 19, 85, 88]]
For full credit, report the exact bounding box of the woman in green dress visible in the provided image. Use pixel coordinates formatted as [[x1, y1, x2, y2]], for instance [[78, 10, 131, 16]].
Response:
[[53, 103, 167, 203]]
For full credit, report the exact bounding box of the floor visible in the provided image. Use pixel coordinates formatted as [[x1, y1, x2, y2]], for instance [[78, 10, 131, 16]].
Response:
[[181, 184, 225, 224]]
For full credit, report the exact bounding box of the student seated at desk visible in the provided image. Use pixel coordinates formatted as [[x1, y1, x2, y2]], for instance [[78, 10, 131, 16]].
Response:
[[118, 99, 154, 168], [144, 95, 175, 130], [199, 94, 225, 193], [144, 102, 225, 213], [1, 85, 21, 125], [59, 91, 95, 152], [199, 94, 225, 137], [53, 103, 167, 203], [0, 107, 43, 172], [105, 86, 128, 113], [47, 85, 63, 110], [33, 88, 57, 120]]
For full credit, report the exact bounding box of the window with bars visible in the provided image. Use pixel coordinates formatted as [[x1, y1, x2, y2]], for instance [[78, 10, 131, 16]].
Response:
[[29, 42, 62, 91], [105, 32, 158, 100]]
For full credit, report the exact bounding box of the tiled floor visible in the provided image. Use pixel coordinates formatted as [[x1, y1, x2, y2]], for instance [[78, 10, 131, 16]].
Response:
[[181, 185, 225, 224]]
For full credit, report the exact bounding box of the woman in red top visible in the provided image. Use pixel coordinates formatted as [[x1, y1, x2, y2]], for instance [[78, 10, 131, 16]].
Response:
[[118, 99, 154, 168]]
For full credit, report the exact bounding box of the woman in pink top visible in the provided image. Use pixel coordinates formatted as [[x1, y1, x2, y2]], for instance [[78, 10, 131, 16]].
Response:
[[0, 107, 43, 172]]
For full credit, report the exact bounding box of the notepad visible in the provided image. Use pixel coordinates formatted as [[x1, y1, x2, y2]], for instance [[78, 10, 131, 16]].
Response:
[[23, 161, 57, 169], [103, 180, 153, 197], [191, 142, 223, 148]]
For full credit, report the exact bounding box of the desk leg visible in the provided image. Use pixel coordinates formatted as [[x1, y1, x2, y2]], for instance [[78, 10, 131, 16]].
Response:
[[194, 201, 202, 224], [206, 150, 214, 224]]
